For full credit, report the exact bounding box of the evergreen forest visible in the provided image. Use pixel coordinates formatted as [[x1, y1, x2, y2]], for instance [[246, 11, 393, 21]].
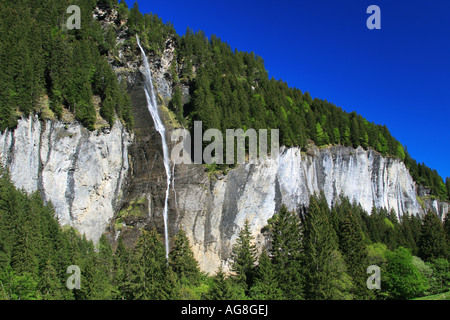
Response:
[[0, 165, 448, 300]]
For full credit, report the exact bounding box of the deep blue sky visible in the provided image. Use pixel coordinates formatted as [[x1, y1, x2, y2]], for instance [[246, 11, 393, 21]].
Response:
[[124, 0, 450, 179]]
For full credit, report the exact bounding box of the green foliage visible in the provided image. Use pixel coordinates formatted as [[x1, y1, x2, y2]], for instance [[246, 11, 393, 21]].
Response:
[[383, 247, 429, 299], [1, 163, 448, 300], [249, 250, 283, 300], [418, 211, 448, 261], [302, 194, 352, 299], [2, 1, 447, 200], [444, 214, 450, 258], [203, 266, 245, 300], [266, 205, 304, 299], [1, 2, 449, 301], [0, 0, 134, 132], [229, 220, 257, 293], [128, 228, 175, 300], [169, 228, 201, 285], [0, 267, 40, 300], [427, 258, 450, 295], [338, 208, 372, 299]]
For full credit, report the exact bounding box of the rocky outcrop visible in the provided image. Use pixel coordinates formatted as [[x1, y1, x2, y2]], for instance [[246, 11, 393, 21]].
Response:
[[0, 115, 133, 242]]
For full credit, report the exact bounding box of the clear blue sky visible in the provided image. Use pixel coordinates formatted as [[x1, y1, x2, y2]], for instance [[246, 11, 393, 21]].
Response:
[[125, 0, 450, 180]]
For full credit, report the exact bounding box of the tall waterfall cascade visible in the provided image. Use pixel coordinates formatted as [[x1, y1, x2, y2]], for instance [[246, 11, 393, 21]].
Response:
[[136, 35, 171, 259]]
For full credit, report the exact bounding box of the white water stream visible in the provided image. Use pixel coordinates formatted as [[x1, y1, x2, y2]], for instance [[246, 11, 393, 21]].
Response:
[[137, 35, 171, 259]]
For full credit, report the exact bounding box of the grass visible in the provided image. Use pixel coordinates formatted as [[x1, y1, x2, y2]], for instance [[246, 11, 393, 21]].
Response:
[[413, 291, 450, 300]]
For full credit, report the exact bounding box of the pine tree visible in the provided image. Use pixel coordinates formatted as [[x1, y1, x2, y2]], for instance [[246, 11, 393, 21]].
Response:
[[249, 250, 282, 299], [112, 235, 132, 300], [229, 220, 257, 293], [169, 228, 200, 285], [204, 265, 242, 300], [339, 210, 371, 299], [303, 194, 351, 299], [129, 229, 175, 300], [418, 211, 447, 261], [267, 205, 303, 299]]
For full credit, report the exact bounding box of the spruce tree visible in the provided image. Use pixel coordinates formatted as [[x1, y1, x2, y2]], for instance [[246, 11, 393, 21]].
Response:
[[400, 212, 419, 255], [303, 194, 351, 300], [169, 228, 200, 285], [229, 220, 257, 293], [249, 250, 283, 300], [39, 259, 66, 300], [112, 235, 132, 300], [91, 234, 114, 300], [204, 265, 242, 300], [418, 211, 447, 261], [129, 229, 175, 300], [267, 205, 303, 299], [339, 210, 371, 299], [446, 177, 450, 200], [444, 214, 450, 259]]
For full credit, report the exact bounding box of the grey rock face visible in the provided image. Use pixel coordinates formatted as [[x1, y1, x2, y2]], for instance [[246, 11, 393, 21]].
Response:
[[172, 145, 447, 274], [0, 115, 133, 242]]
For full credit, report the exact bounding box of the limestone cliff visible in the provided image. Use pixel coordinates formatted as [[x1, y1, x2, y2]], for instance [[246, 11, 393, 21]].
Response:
[[171, 145, 448, 273], [0, 116, 132, 242]]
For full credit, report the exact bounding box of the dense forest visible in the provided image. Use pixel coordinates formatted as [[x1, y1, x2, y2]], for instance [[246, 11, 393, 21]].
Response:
[[0, 165, 448, 300], [0, 0, 134, 131], [0, 0, 447, 200]]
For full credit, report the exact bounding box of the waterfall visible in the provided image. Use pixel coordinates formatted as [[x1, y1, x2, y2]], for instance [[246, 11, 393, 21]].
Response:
[[136, 35, 171, 260]]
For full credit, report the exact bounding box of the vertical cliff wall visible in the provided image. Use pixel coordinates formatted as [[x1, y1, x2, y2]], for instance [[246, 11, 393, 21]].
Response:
[[0, 115, 133, 242], [171, 145, 448, 273]]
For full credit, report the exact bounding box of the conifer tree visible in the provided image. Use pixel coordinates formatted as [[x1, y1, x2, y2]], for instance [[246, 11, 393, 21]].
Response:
[[249, 250, 283, 300], [129, 229, 175, 300], [204, 265, 242, 300], [39, 259, 66, 300], [303, 194, 352, 300], [91, 234, 114, 299], [400, 212, 418, 255], [267, 205, 303, 299], [339, 210, 371, 299], [10, 192, 40, 277], [444, 214, 450, 259], [418, 211, 447, 261], [169, 228, 201, 285], [112, 235, 132, 300], [446, 177, 450, 200], [229, 220, 257, 293]]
